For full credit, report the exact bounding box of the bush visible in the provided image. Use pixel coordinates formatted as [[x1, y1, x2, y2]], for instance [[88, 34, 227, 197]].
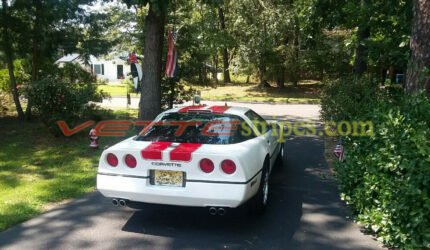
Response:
[[161, 78, 194, 109], [0, 60, 30, 93], [322, 77, 430, 249], [320, 76, 382, 122], [26, 63, 104, 135]]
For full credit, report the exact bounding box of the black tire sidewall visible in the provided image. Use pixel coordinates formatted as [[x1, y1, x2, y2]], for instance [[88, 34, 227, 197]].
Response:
[[251, 161, 270, 215]]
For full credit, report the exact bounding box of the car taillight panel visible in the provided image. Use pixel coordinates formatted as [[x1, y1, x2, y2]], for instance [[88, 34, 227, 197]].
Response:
[[221, 160, 236, 174], [199, 158, 214, 173], [106, 153, 118, 167], [125, 154, 137, 168]]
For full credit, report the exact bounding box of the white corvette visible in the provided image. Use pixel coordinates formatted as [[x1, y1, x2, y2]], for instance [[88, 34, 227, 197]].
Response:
[[97, 105, 283, 215]]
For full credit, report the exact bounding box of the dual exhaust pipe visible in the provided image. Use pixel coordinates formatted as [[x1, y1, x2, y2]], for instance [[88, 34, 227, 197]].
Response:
[[112, 198, 127, 207], [113, 199, 226, 216], [209, 207, 227, 216]]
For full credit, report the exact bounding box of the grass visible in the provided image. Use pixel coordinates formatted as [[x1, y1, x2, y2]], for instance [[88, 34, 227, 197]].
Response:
[[98, 80, 321, 104], [0, 112, 135, 231], [197, 82, 321, 104], [98, 84, 139, 98]]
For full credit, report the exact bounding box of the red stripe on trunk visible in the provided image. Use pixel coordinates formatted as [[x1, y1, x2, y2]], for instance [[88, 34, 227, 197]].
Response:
[[178, 105, 207, 113], [141, 142, 172, 160], [170, 143, 202, 162], [207, 106, 231, 114]]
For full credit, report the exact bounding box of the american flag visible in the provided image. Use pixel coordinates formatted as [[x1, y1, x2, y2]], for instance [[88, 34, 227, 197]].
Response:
[[165, 31, 178, 78], [333, 144, 345, 161]]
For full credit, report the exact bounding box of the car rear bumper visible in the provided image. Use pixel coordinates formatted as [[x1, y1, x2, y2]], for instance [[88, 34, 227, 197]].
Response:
[[96, 173, 261, 208]]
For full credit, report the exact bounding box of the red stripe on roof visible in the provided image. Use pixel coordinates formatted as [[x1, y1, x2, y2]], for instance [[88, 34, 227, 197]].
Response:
[[170, 143, 202, 162], [207, 105, 231, 114], [141, 142, 172, 160], [177, 105, 207, 113]]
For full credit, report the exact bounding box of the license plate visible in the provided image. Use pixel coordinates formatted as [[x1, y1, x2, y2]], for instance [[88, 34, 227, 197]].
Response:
[[151, 170, 184, 187]]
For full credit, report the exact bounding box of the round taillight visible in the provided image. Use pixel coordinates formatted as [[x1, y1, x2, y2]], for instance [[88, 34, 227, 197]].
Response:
[[125, 154, 137, 168], [221, 160, 236, 174], [106, 153, 118, 167], [199, 158, 214, 173]]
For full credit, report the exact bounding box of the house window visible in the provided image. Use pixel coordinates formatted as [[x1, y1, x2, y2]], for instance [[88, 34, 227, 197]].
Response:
[[94, 64, 104, 75], [117, 65, 124, 79]]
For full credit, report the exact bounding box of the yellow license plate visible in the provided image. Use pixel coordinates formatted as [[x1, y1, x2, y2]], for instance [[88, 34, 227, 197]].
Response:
[[152, 170, 184, 187]]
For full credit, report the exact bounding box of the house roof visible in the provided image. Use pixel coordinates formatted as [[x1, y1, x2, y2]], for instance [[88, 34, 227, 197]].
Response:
[[55, 53, 80, 63], [56, 53, 129, 65]]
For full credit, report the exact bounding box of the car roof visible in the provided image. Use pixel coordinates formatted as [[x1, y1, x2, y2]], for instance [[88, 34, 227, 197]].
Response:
[[164, 105, 251, 117]]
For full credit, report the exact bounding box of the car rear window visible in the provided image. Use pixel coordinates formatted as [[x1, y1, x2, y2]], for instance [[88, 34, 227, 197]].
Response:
[[134, 112, 254, 144]]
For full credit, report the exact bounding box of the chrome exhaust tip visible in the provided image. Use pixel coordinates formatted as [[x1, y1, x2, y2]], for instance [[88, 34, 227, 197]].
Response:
[[217, 208, 226, 216], [112, 199, 119, 206], [119, 199, 127, 207], [209, 207, 217, 215]]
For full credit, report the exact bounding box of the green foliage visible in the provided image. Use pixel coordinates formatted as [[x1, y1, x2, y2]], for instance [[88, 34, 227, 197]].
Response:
[[320, 76, 381, 122], [322, 78, 430, 248], [161, 78, 194, 108], [26, 76, 105, 134], [0, 60, 30, 92], [56, 63, 95, 84]]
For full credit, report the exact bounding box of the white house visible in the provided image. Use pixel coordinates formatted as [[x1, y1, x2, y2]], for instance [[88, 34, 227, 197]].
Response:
[[56, 53, 131, 83]]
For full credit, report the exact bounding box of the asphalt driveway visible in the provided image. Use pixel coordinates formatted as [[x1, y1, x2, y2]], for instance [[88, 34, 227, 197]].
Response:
[[0, 104, 383, 250]]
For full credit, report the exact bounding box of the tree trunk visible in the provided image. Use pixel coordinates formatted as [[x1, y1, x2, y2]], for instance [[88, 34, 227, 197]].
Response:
[[198, 67, 204, 85], [26, 0, 42, 120], [139, 4, 166, 121], [292, 13, 300, 86], [1, 0, 24, 119], [406, 0, 430, 96], [259, 65, 266, 86], [353, 25, 370, 75], [380, 66, 387, 84], [213, 56, 218, 87], [353, 0, 370, 75], [277, 67, 285, 88], [218, 6, 231, 83], [389, 66, 396, 83]]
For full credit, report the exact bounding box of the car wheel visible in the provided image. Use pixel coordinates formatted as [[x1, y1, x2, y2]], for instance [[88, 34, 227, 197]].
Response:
[[251, 162, 270, 215], [276, 143, 285, 168]]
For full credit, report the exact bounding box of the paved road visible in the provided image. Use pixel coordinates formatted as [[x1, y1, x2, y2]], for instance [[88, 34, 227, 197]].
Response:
[[0, 104, 383, 250]]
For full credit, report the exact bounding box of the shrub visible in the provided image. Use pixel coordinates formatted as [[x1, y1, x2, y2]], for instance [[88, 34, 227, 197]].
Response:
[[26, 77, 105, 135], [0, 60, 30, 93], [325, 82, 430, 248], [161, 78, 194, 109], [320, 76, 382, 122]]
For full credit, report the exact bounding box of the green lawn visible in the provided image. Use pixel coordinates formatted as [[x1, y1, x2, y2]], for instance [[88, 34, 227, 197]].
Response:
[[99, 81, 321, 104], [98, 84, 139, 98], [197, 81, 321, 104], [0, 114, 133, 231]]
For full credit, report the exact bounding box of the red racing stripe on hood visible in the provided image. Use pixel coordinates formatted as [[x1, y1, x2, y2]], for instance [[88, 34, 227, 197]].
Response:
[[170, 143, 202, 162], [207, 105, 231, 114], [178, 105, 207, 113], [141, 142, 172, 160]]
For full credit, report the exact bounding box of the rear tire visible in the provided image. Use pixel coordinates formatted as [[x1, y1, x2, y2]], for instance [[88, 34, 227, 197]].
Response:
[[251, 161, 270, 215], [276, 143, 285, 168]]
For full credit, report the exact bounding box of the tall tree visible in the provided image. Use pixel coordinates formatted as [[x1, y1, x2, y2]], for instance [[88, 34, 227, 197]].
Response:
[[218, 4, 230, 83], [406, 0, 430, 96], [123, 0, 168, 120], [353, 0, 370, 75], [140, 3, 166, 120], [7, 0, 99, 119], [0, 0, 24, 119]]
